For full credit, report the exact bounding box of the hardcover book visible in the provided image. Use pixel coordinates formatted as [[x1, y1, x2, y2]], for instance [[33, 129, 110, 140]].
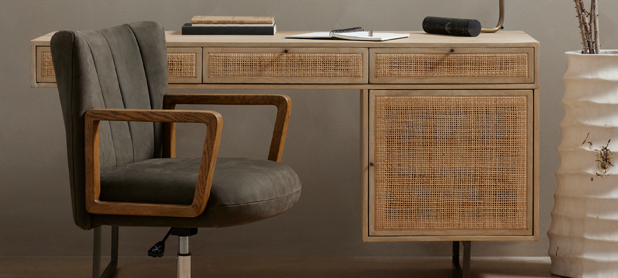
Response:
[[191, 16, 274, 25], [181, 23, 276, 35]]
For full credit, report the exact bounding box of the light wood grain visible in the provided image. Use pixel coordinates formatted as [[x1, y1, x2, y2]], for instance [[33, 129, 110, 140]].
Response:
[[163, 94, 291, 162], [533, 89, 540, 241], [360, 89, 370, 242], [30, 42, 38, 88], [168, 83, 540, 90], [31, 31, 540, 48], [30, 83, 542, 90], [31, 31, 539, 88], [84, 109, 222, 217], [363, 235, 539, 242], [161, 31, 540, 48]]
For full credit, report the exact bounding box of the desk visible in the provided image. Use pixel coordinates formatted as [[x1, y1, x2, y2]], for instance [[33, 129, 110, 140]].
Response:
[[31, 31, 539, 243]]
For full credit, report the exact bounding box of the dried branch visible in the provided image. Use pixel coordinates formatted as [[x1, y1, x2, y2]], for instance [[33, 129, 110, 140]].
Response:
[[592, 0, 600, 53], [574, 0, 600, 54], [574, 0, 589, 53]]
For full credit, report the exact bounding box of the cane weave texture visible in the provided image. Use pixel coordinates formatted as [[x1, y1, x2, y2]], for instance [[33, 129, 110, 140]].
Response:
[[373, 95, 528, 231], [208, 53, 363, 78], [167, 53, 198, 78], [374, 53, 528, 78], [40, 52, 198, 79], [41, 51, 55, 78]]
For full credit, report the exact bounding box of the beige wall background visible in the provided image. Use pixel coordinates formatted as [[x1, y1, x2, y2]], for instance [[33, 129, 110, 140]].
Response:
[[0, 0, 607, 257]]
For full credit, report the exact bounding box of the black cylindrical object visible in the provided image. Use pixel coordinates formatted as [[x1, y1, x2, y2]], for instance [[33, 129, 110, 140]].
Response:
[[422, 16, 482, 37]]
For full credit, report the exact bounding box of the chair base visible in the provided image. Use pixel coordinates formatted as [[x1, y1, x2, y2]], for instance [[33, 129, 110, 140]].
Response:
[[173, 228, 196, 278], [92, 226, 196, 278], [177, 252, 191, 278]]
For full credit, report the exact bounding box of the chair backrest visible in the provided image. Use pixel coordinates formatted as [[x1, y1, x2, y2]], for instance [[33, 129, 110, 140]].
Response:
[[51, 21, 168, 229]]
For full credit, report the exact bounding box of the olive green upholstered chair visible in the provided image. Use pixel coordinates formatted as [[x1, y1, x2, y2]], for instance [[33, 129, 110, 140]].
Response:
[[50, 21, 301, 278]]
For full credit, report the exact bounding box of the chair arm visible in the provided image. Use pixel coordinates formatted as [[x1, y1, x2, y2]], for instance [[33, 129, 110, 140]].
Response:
[[84, 108, 223, 218], [163, 94, 291, 162]]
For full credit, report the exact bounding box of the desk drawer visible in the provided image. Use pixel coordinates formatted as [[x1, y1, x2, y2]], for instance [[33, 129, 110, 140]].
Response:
[[34, 46, 202, 84], [36, 47, 56, 83], [370, 48, 534, 84], [166, 47, 202, 83], [203, 48, 368, 84]]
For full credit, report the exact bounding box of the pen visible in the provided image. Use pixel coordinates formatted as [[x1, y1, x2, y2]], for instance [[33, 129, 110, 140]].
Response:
[[369, 30, 373, 37]]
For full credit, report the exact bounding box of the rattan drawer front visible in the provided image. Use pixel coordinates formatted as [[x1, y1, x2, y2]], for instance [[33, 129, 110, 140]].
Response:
[[370, 48, 534, 84], [204, 48, 368, 84], [167, 47, 202, 83], [368, 90, 533, 237], [37, 47, 56, 83], [36, 47, 202, 84]]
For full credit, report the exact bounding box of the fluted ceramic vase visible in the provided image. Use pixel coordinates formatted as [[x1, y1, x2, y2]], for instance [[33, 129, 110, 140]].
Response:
[[549, 50, 618, 277]]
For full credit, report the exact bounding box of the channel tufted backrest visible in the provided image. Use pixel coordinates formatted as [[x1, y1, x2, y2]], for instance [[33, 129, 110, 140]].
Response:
[[50, 21, 168, 229]]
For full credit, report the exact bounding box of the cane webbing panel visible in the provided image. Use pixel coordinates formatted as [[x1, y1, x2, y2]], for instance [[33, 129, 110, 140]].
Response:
[[374, 53, 528, 78], [41, 51, 55, 77], [373, 95, 528, 231], [39, 52, 197, 80], [208, 53, 363, 78], [167, 53, 197, 78]]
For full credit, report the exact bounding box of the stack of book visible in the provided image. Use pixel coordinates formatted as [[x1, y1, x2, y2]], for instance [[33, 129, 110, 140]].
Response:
[[182, 16, 276, 35]]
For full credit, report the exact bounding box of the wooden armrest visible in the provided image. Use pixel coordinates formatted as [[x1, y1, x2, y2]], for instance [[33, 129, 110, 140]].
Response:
[[163, 94, 291, 162], [84, 108, 222, 218]]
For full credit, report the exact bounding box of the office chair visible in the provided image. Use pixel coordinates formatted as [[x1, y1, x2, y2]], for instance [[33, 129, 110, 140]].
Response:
[[50, 21, 301, 278]]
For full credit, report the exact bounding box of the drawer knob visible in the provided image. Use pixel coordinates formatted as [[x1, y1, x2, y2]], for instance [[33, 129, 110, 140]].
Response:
[[370, 162, 375, 166], [284, 49, 289, 53], [450, 48, 455, 53]]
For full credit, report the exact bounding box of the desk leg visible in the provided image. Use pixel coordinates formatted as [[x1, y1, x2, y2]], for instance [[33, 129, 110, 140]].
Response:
[[452, 241, 471, 278], [361, 89, 370, 241]]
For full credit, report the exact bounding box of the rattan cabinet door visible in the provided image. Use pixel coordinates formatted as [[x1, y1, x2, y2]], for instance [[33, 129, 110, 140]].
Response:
[[203, 48, 368, 84], [370, 48, 534, 84], [367, 90, 534, 240]]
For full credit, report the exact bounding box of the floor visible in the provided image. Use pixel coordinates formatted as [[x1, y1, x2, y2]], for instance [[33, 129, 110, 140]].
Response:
[[0, 256, 558, 278]]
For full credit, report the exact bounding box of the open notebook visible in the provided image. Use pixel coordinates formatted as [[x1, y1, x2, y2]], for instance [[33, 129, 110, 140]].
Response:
[[286, 31, 409, 41]]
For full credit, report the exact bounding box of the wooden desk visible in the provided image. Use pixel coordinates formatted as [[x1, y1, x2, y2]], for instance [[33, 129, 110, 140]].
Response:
[[31, 31, 540, 243]]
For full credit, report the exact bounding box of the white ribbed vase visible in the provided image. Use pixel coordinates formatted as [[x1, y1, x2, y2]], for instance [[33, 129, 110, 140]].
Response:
[[549, 50, 618, 278]]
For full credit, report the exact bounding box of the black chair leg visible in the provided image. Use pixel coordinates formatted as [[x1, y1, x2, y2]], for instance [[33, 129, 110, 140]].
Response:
[[452, 241, 471, 278], [93, 226, 119, 278]]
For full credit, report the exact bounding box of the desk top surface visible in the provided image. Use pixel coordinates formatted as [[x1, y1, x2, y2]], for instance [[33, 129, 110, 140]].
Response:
[[32, 31, 539, 48]]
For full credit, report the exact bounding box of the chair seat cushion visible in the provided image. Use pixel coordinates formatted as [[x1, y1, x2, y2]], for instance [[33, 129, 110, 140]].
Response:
[[95, 157, 301, 227]]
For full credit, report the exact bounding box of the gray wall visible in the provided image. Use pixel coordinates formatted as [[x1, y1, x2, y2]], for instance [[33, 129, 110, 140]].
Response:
[[0, 0, 601, 257]]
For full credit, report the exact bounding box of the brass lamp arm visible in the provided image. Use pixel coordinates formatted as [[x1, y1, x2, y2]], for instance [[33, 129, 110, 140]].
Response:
[[482, 0, 505, 33]]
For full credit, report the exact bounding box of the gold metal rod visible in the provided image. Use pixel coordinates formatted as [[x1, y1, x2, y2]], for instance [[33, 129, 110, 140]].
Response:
[[481, 0, 505, 33]]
